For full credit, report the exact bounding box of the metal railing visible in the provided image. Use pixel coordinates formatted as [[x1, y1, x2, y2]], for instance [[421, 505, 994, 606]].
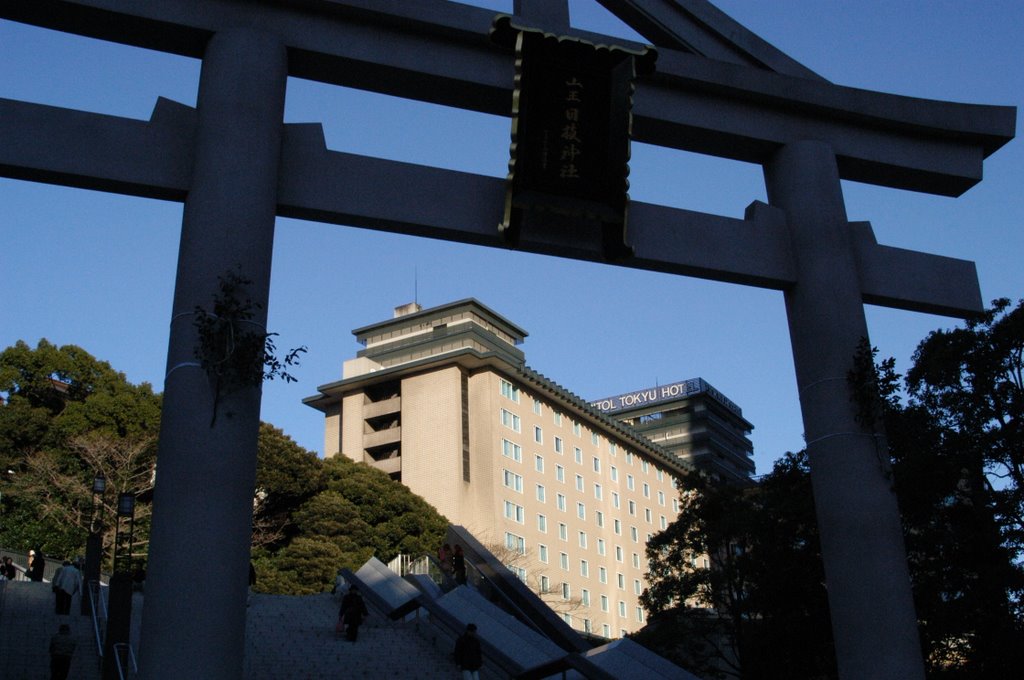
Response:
[[87, 579, 108, 666], [114, 641, 138, 679]]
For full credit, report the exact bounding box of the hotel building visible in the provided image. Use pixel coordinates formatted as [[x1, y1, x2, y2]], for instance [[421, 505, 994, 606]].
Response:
[[304, 299, 753, 637]]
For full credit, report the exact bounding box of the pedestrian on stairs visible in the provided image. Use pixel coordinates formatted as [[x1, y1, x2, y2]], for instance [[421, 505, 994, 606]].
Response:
[[340, 586, 369, 642], [52, 560, 82, 615], [49, 623, 76, 680], [453, 623, 483, 680]]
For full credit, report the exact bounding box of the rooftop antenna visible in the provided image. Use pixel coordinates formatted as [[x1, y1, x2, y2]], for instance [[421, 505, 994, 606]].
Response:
[[414, 267, 418, 305]]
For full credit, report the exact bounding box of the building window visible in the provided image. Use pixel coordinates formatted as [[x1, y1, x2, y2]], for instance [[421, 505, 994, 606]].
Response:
[[504, 501, 525, 523], [612, 492, 620, 509], [634, 579, 642, 595], [660, 515, 667, 529], [576, 502, 586, 520], [619, 600, 626, 616], [657, 469, 664, 482], [626, 451, 633, 465], [628, 500, 636, 516], [582, 589, 591, 606], [540, 574, 550, 590], [614, 519, 621, 535], [575, 474, 584, 491], [505, 532, 525, 555], [603, 624, 611, 638], [617, 573, 625, 589], [632, 553, 640, 569], [593, 457, 601, 473], [560, 553, 569, 570], [500, 378, 520, 402], [595, 511, 604, 528], [610, 466, 618, 482], [535, 455, 544, 473], [599, 567, 607, 584], [597, 539, 606, 556], [556, 465, 565, 483], [574, 446, 582, 464], [554, 436, 564, 454], [559, 523, 568, 541], [532, 397, 542, 415], [591, 432, 599, 446], [578, 531, 587, 549], [534, 426, 543, 444], [631, 526, 639, 542], [538, 514, 547, 533], [642, 460, 650, 474], [573, 421, 581, 436], [627, 474, 635, 490], [580, 560, 589, 578], [553, 410, 563, 426], [502, 439, 522, 462], [615, 546, 623, 562], [643, 483, 650, 498], [500, 408, 521, 432], [536, 484, 546, 502], [557, 494, 566, 511], [503, 469, 523, 492], [657, 490, 665, 506], [673, 498, 680, 513], [601, 595, 609, 612], [609, 441, 617, 456], [645, 508, 653, 523], [636, 607, 645, 623], [594, 484, 602, 500]]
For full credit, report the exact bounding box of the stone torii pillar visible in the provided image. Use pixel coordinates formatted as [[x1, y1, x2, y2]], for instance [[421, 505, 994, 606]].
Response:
[[138, 30, 287, 680], [765, 141, 924, 679]]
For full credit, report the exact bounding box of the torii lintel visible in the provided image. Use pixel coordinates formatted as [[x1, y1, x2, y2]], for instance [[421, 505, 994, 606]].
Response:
[[0, 94, 984, 317]]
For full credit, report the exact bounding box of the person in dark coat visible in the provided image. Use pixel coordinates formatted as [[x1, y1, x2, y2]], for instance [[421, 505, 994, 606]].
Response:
[[339, 586, 369, 642], [452, 544, 467, 585], [454, 623, 483, 679], [49, 623, 76, 680], [30, 547, 46, 581]]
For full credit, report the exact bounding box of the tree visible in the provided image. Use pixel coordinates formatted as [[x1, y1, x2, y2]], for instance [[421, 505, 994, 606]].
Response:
[[639, 457, 834, 680], [250, 438, 449, 595], [636, 301, 1024, 679], [1, 340, 452, 597], [0, 340, 161, 560], [897, 299, 1024, 677]]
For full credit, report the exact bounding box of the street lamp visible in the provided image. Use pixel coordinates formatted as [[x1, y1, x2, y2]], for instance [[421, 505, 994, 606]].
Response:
[[82, 472, 107, 616], [103, 490, 136, 680]]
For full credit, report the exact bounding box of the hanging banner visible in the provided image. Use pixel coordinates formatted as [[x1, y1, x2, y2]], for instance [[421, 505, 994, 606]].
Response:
[[492, 16, 656, 260]]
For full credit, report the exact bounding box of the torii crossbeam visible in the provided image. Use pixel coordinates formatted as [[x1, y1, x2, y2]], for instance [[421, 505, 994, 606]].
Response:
[[0, 2, 1016, 679]]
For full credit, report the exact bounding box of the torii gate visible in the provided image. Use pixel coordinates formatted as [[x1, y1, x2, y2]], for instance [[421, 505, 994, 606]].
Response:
[[0, 1, 1015, 678]]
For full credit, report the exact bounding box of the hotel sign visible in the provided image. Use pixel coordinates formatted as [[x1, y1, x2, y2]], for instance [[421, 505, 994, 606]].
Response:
[[590, 378, 742, 416], [491, 16, 655, 260]]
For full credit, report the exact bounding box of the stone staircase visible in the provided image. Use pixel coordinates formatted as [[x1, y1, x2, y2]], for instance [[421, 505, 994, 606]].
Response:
[[0, 581, 462, 679]]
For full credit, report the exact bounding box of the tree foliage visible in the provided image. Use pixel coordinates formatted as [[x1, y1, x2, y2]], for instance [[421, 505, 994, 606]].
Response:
[[0, 340, 161, 562], [637, 299, 1024, 679], [639, 454, 834, 679], [2, 340, 449, 595]]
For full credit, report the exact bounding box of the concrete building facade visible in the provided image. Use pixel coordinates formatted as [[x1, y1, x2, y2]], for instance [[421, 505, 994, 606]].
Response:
[[591, 379, 755, 484], [305, 299, 750, 637]]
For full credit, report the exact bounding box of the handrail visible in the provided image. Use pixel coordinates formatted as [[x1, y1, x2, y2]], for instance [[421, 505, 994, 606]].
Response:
[[114, 641, 138, 679], [88, 579, 107, 664], [398, 552, 547, 639], [461, 558, 548, 639]]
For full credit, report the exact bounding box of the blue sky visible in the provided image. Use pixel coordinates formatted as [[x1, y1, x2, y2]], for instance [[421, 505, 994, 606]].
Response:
[[2, 1, 1021, 476]]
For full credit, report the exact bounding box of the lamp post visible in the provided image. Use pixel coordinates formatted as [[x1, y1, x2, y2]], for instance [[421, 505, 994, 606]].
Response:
[[103, 490, 136, 680], [82, 472, 106, 616]]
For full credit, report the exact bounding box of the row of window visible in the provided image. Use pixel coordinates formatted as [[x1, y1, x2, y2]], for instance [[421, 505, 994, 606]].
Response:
[[499, 380, 666, 481]]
